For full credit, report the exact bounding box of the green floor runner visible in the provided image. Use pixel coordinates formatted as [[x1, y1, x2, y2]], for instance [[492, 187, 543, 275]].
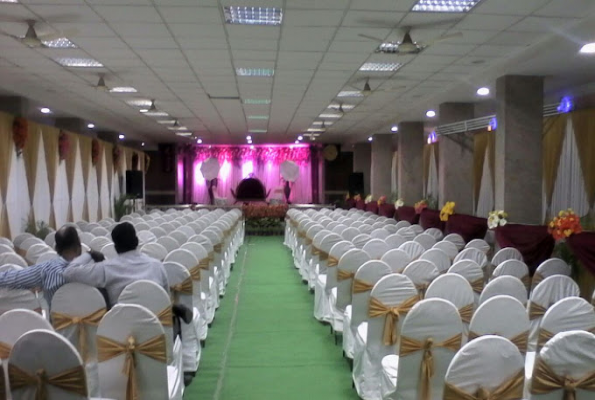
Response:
[[184, 236, 360, 399]]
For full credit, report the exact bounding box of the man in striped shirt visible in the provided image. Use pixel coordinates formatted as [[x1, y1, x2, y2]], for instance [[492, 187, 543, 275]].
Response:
[[0, 226, 83, 304]]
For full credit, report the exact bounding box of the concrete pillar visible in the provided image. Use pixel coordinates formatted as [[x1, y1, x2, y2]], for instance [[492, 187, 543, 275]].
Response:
[[398, 122, 424, 204], [495, 75, 544, 224], [438, 102, 475, 214], [353, 143, 371, 196], [371, 134, 393, 198]]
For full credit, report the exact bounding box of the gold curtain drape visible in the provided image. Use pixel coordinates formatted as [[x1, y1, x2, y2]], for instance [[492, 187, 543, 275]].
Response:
[[473, 131, 495, 210], [423, 144, 431, 195], [65, 132, 78, 223], [0, 112, 13, 238], [571, 109, 595, 208], [104, 142, 114, 219], [42, 126, 59, 229], [96, 143, 104, 221], [542, 114, 568, 218], [125, 148, 133, 172], [22, 122, 41, 223], [78, 136, 92, 222]]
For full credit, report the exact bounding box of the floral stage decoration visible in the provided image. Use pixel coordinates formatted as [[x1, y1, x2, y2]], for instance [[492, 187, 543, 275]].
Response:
[[377, 195, 387, 206], [91, 139, 101, 166], [12, 116, 28, 157], [395, 198, 404, 209], [548, 209, 583, 241], [189, 144, 311, 163], [415, 199, 428, 214], [488, 210, 508, 229], [440, 201, 456, 222], [58, 130, 70, 162], [242, 203, 289, 236], [364, 194, 373, 204]]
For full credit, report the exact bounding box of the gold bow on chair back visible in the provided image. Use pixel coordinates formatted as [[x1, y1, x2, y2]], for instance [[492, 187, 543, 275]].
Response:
[[470, 277, 484, 294], [400, 334, 462, 400], [529, 302, 548, 321], [531, 272, 545, 289], [97, 334, 167, 400], [0, 341, 11, 360], [337, 269, 356, 282], [458, 304, 474, 325], [468, 331, 528, 354], [368, 295, 419, 346], [156, 307, 174, 327], [170, 277, 193, 304], [51, 308, 107, 362], [443, 369, 524, 400], [531, 357, 595, 400], [8, 363, 88, 400], [327, 255, 339, 267]]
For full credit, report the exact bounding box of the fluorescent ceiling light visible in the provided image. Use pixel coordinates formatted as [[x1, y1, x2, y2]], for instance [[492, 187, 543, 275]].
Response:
[[249, 129, 267, 133], [412, 0, 482, 13], [43, 38, 76, 48], [243, 99, 271, 105], [312, 121, 334, 126], [476, 87, 490, 96], [0, 0, 19, 3], [176, 132, 192, 136], [158, 120, 176, 124], [338, 91, 363, 98], [118, 134, 125, 140], [391, 125, 398, 132], [248, 115, 269, 120], [236, 68, 274, 77], [40, 107, 51, 114], [319, 113, 342, 119], [426, 110, 436, 118], [127, 99, 153, 107], [328, 103, 355, 111], [359, 62, 403, 72], [224, 6, 283, 26], [87, 123, 95, 129], [246, 136, 252, 140], [579, 43, 595, 54], [109, 87, 137, 93], [139, 109, 149, 113], [307, 128, 325, 132], [168, 126, 188, 131], [54, 57, 103, 67], [144, 111, 169, 117]]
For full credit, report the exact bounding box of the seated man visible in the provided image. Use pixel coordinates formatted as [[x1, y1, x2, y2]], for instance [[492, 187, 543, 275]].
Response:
[[64, 222, 169, 307], [0, 226, 82, 305]]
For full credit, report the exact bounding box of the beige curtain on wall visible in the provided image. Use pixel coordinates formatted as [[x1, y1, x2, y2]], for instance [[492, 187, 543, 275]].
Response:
[[42, 126, 59, 229], [22, 122, 41, 223], [105, 143, 114, 219], [78, 136, 92, 222], [65, 132, 78, 222], [571, 109, 595, 209], [96, 143, 104, 221], [474, 131, 489, 207], [0, 113, 13, 238], [542, 114, 568, 217]]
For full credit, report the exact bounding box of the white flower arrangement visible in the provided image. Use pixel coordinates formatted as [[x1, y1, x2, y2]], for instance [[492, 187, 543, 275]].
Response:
[[488, 210, 508, 229], [395, 198, 404, 209], [364, 194, 373, 204]]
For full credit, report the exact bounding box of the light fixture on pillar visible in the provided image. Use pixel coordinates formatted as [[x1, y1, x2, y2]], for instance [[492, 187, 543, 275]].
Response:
[[427, 131, 438, 144], [488, 117, 498, 132], [579, 42, 595, 54], [368, 136, 373, 142], [141, 142, 145, 147], [426, 110, 436, 118], [391, 125, 398, 132], [557, 96, 574, 113], [476, 87, 490, 96]]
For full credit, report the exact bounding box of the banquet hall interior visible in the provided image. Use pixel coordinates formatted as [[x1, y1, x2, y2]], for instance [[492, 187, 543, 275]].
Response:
[[2, 0, 595, 399]]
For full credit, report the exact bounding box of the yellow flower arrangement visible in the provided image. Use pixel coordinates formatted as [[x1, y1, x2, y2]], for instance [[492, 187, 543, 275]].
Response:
[[440, 201, 456, 222]]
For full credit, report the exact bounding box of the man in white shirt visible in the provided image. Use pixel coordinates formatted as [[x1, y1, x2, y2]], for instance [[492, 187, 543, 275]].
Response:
[[64, 221, 169, 307]]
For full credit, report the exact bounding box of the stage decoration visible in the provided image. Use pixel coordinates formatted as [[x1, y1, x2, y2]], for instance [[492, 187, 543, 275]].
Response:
[[201, 157, 221, 205], [189, 145, 310, 163], [231, 177, 269, 203], [377, 195, 387, 206], [243, 203, 288, 236], [488, 210, 508, 229], [440, 201, 456, 222], [365, 195, 373, 204], [91, 139, 100, 166], [415, 199, 428, 214], [280, 160, 299, 203], [395, 198, 404, 209], [548, 209, 583, 241], [112, 146, 121, 170], [58, 130, 70, 162], [12, 116, 28, 157]]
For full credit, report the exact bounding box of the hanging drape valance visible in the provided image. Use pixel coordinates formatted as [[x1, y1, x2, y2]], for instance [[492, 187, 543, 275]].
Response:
[[571, 109, 595, 208]]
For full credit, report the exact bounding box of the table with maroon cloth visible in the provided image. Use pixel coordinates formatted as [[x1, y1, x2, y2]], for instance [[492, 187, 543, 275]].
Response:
[[420, 209, 444, 231], [344, 199, 356, 209], [446, 214, 488, 243], [395, 206, 420, 224], [495, 224, 555, 273], [356, 200, 366, 210], [365, 202, 379, 214], [567, 232, 595, 276], [378, 203, 396, 218]]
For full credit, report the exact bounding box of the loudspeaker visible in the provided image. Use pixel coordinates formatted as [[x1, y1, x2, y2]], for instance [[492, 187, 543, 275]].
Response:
[[348, 172, 364, 196], [126, 170, 144, 199]]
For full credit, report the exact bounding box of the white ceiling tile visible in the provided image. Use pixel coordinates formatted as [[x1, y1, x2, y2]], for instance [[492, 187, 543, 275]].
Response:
[[341, 11, 405, 27], [283, 9, 344, 26], [276, 51, 324, 69], [535, 0, 595, 17], [470, 44, 527, 57], [472, 0, 550, 15], [92, 6, 162, 23], [421, 43, 475, 56], [450, 29, 499, 44], [226, 25, 281, 40], [169, 23, 226, 38], [110, 23, 172, 38], [286, 0, 349, 10], [351, 0, 416, 11], [509, 17, 581, 33], [487, 31, 543, 46], [454, 14, 523, 31], [228, 38, 278, 51], [327, 40, 377, 53], [157, 6, 222, 24], [232, 50, 277, 61]]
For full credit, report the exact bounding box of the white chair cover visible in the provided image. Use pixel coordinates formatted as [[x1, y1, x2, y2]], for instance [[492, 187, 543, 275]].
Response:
[[97, 304, 172, 400], [465, 238, 490, 254], [137, 230, 157, 245], [341, 227, 360, 242], [170, 231, 189, 246], [0, 266, 43, 316], [454, 247, 488, 270], [359, 225, 374, 235], [413, 233, 436, 250], [395, 221, 410, 229], [352, 234, 372, 249], [370, 228, 390, 240], [402, 260, 439, 298], [313, 232, 343, 322], [101, 243, 118, 260], [326, 241, 355, 333], [492, 259, 530, 289], [0, 253, 27, 268], [443, 233, 465, 250], [398, 241, 425, 261], [12, 233, 34, 249], [0, 243, 14, 255], [380, 249, 412, 274], [491, 247, 523, 267], [539, 297, 595, 350], [362, 239, 390, 260], [91, 226, 110, 237], [0, 237, 13, 249], [79, 232, 95, 247], [426, 273, 475, 336], [383, 225, 399, 234], [24, 243, 52, 265], [419, 248, 451, 274], [336, 249, 371, 312], [36, 251, 59, 264], [444, 335, 525, 398], [480, 276, 528, 306], [141, 242, 168, 262], [409, 224, 424, 235], [157, 237, 180, 254], [423, 227, 444, 241], [9, 329, 89, 400], [532, 258, 571, 291], [89, 237, 112, 253], [19, 237, 44, 253], [385, 233, 407, 249], [397, 227, 416, 241], [449, 260, 484, 305], [50, 283, 106, 397], [432, 240, 459, 261]]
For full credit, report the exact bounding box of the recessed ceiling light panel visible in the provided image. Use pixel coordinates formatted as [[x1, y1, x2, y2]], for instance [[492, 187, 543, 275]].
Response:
[[54, 57, 103, 67], [144, 111, 169, 117], [127, 99, 153, 107], [43, 38, 76, 48], [337, 91, 364, 98], [236, 68, 275, 77], [168, 126, 188, 131], [158, 120, 176, 124], [312, 121, 334, 126], [224, 6, 283, 26], [579, 43, 595, 54], [328, 103, 355, 111], [249, 129, 267, 133], [412, 0, 483, 13], [176, 132, 192, 136], [248, 115, 269, 120], [359, 62, 403, 72], [109, 87, 137, 93], [318, 113, 342, 119], [243, 99, 271, 105]]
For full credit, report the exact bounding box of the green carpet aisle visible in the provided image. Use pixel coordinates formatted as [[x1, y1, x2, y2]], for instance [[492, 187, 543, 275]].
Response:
[[184, 236, 360, 399]]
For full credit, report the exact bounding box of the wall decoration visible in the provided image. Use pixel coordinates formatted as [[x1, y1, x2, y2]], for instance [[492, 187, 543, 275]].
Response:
[[12, 116, 28, 157], [91, 138, 100, 166], [58, 130, 70, 162]]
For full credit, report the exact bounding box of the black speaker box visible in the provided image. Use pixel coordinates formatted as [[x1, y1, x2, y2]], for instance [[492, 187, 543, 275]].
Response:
[[348, 172, 364, 197], [126, 170, 144, 199]]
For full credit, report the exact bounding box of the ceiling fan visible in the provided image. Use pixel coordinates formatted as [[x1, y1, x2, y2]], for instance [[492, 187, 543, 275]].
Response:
[[359, 27, 462, 55], [0, 19, 77, 48], [348, 77, 408, 97], [93, 74, 109, 91]]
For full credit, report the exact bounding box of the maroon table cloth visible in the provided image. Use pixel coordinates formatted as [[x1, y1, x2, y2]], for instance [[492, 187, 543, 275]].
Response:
[[365, 202, 379, 214], [567, 232, 595, 276], [355, 200, 366, 210], [495, 224, 555, 273], [395, 206, 420, 224], [446, 214, 488, 243], [344, 199, 356, 209], [378, 203, 396, 218], [420, 209, 444, 231]]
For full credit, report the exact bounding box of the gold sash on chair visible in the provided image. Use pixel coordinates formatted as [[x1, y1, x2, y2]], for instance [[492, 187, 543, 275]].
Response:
[[214, 243, 222, 253], [170, 277, 193, 304], [467, 331, 528, 354], [352, 279, 374, 294], [97, 334, 167, 400], [8, 363, 88, 400], [208, 252, 215, 263], [337, 270, 356, 282], [400, 334, 462, 400], [531, 357, 595, 400], [0, 341, 11, 359], [368, 295, 419, 346], [529, 302, 548, 320], [537, 328, 555, 350], [327, 255, 339, 267], [532, 272, 545, 289], [443, 369, 524, 400], [458, 304, 474, 325], [305, 237, 313, 246], [297, 230, 306, 239], [312, 247, 329, 261], [156, 307, 174, 327], [470, 278, 484, 294], [521, 275, 531, 290], [51, 308, 107, 362], [415, 283, 429, 299]]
